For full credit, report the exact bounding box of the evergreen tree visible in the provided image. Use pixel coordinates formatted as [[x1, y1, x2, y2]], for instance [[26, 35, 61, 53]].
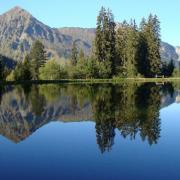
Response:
[[107, 9, 116, 76], [95, 7, 116, 77], [79, 49, 85, 62], [116, 20, 139, 77], [95, 7, 105, 62], [125, 20, 139, 77], [30, 59, 39, 80], [85, 58, 99, 79], [30, 40, 46, 80], [168, 59, 175, 77], [23, 54, 32, 80], [137, 18, 148, 77], [140, 15, 161, 77], [162, 59, 174, 77], [71, 41, 78, 66], [12, 54, 32, 81], [115, 21, 128, 77], [13, 61, 24, 81]]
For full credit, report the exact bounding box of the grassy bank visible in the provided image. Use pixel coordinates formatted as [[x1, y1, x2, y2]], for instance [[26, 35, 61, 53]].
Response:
[[1, 77, 180, 85]]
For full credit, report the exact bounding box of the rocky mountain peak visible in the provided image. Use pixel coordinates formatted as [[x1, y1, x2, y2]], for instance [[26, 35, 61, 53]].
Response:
[[0, 6, 93, 61], [8, 6, 24, 12], [3, 6, 31, 16]]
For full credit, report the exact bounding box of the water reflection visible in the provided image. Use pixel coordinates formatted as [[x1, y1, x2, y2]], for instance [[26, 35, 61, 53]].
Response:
[[0, 82, 179, 152]]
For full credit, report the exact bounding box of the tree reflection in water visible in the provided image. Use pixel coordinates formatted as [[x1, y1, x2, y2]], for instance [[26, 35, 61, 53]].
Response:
[[0, 82, 177, 152]]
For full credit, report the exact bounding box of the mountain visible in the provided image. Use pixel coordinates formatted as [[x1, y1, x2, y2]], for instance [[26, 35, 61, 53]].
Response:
[[0, 6, 179, 65], [58, 27, 95, 54], [0, 6, 92, 61], [161, 42, 180, 66], [176, 47, 180, 61]]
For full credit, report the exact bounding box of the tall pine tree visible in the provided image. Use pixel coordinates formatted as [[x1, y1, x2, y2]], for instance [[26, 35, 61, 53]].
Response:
[[116, 20, 139, 77], [140, 15, 161, 77], [30, 40, 46, 80], [71, 41, 78, 66], [95, 7, 116, 77], [137, 18, 149, 76], [115, 21, 128, 77], [125, 20, 139, 77]]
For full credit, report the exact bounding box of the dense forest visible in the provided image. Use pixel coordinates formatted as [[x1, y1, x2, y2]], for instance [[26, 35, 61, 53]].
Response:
[[0, 7, 177, 81]]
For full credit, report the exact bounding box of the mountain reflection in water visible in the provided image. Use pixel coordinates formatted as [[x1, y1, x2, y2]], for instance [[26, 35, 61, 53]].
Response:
[[0, 82, 178, 153]]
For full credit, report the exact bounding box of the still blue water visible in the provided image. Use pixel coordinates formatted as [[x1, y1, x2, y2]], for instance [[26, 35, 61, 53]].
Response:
[[0, 83, 180, 180]]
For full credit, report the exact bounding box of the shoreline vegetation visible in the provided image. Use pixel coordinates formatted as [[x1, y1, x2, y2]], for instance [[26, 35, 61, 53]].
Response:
[[2, 77, 180, 85], [0, 7, 179, 83]]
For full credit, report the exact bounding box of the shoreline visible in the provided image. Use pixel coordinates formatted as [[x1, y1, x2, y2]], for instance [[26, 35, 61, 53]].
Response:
[[1, 78, 180, 85]]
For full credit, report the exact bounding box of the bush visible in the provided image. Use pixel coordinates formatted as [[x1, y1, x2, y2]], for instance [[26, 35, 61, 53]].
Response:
[[39, 60, 68, 80], [173, 68, 180, 77]]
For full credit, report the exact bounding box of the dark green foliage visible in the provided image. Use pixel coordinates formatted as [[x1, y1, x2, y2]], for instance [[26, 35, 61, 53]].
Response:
[[68, 12, 162, 79], [125, 20, 139, 77], [30, 40, 46, 66], [13, 54, 32, 81], [30, 59, 39, 80], [79, 49, 85, 62], [30, 40, 46, 80], [13, 62, 24, 81], [95, 7, 116, 77], [162, 60, 175, 77], [115, 21, 128, 76], [94, 87, 116, 153], [139, 15, 162, 77], [135, 83, 161, 144], [91, 82, 168, 152], [0, 54, 15, 80], [8, 41, 46, 81], [116, 20, 139, 77], [23, 54, 32, 80], [137, 19, 148, 76], [71, 41, 78, 66], [69, 48, 101, 79], [168, 60, 175, 76], [116, 15, 162, 78], [85, 58, 100, 78]]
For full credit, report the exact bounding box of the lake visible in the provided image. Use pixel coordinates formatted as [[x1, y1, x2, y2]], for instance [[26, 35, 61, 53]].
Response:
[[0, 82, 180, 180]]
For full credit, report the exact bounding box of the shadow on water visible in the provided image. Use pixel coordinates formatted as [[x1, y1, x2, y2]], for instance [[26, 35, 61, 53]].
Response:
[[0, 82, 179, 153]]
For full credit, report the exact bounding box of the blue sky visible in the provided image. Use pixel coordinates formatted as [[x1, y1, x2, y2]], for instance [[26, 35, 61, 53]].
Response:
[[0, 0, 179, 46]]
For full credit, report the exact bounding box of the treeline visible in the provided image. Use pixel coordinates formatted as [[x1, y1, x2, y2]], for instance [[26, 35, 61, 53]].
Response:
[[94, 7, 174, 78], [0, 7, 176, 81], [6, 40, 49, 81], [67, 7, 175, 79]]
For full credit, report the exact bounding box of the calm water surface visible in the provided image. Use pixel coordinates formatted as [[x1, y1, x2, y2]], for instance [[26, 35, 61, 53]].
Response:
[[0, 82, 180, 180]]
